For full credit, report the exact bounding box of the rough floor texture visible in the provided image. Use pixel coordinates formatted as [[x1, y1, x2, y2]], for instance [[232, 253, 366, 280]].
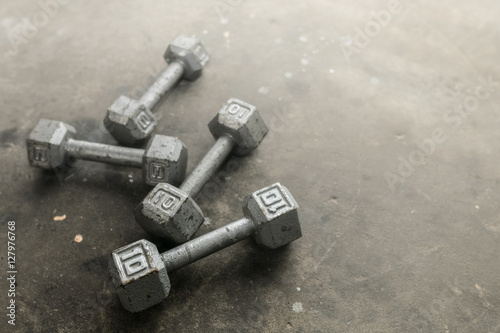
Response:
[[0, 0, 499, 332]]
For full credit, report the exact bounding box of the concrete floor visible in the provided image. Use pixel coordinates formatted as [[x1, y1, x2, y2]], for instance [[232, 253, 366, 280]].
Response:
[[1, 0, 499, 332]]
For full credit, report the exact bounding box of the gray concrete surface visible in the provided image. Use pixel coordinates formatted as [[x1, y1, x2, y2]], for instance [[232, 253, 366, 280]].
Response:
[[1, 0, 499, 332]]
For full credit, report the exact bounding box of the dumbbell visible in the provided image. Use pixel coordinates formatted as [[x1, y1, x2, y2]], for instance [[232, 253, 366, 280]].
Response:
[[104, 35, 209, 146], [134, 98, 269, 244], [26, 119, 187, 186], [110, 183, 302, 312]]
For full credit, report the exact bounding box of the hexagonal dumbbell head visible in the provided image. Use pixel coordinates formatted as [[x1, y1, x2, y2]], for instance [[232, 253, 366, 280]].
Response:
[[164, 35, 210, 81], [134, 184, 204, 243], [104, 96, 158, 146], [243, 183, 302, 249], [142, 136, 187, 186], [109, 239, 169, 313], [208, 98, 269, 156], [26, 119, 76, 170]]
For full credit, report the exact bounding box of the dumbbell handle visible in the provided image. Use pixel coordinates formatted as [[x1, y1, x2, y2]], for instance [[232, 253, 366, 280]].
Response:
[[139, 61, 184, 112], [65, 138, 144, 168], [179, 135, 234, 198], [162, 217, 255, 271]]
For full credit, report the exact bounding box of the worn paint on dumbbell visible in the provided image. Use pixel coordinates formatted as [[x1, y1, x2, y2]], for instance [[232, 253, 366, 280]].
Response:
[[111, 183, 302, 312], [104, 35, 210, 146], [135, 98, 269, 244], [26, 119, 187, 186]]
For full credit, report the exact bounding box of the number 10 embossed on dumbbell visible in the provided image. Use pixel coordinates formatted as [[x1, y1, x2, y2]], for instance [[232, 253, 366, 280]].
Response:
[[110, 183, 302, 312], [135, 98, 269, 244], [26, 119, 187, 186], [104, 35, 210, 146]]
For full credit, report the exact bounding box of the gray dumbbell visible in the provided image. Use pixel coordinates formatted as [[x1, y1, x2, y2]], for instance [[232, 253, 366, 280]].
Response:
[[134, 98, 269, 244], [26, 119, 187, 186], [104, 35, 210, 146], [110, 183, 302, 312]]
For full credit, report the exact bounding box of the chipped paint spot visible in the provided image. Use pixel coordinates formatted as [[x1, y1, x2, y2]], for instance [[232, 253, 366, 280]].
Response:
[[74, 234, 83, 243]]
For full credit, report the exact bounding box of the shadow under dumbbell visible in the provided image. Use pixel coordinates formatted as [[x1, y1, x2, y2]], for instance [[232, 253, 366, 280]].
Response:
[[101, 287, 164, 332], [31, 169, 69, 193], [31, 164, 151, 199], [169, 238, 294, 298], [97, 238, 296, 330]]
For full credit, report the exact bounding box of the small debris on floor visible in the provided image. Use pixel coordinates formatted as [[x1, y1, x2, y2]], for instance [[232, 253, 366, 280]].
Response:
[[53, 214, 66, 221], [292, 302, 303, 313]]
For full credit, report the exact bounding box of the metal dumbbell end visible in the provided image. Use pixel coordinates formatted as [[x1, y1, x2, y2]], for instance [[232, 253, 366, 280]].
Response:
[[110, 183, 302, 312], [135, 98, 269, 243], [26, 119, 187, 186], [104, 35, 210, 146]]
